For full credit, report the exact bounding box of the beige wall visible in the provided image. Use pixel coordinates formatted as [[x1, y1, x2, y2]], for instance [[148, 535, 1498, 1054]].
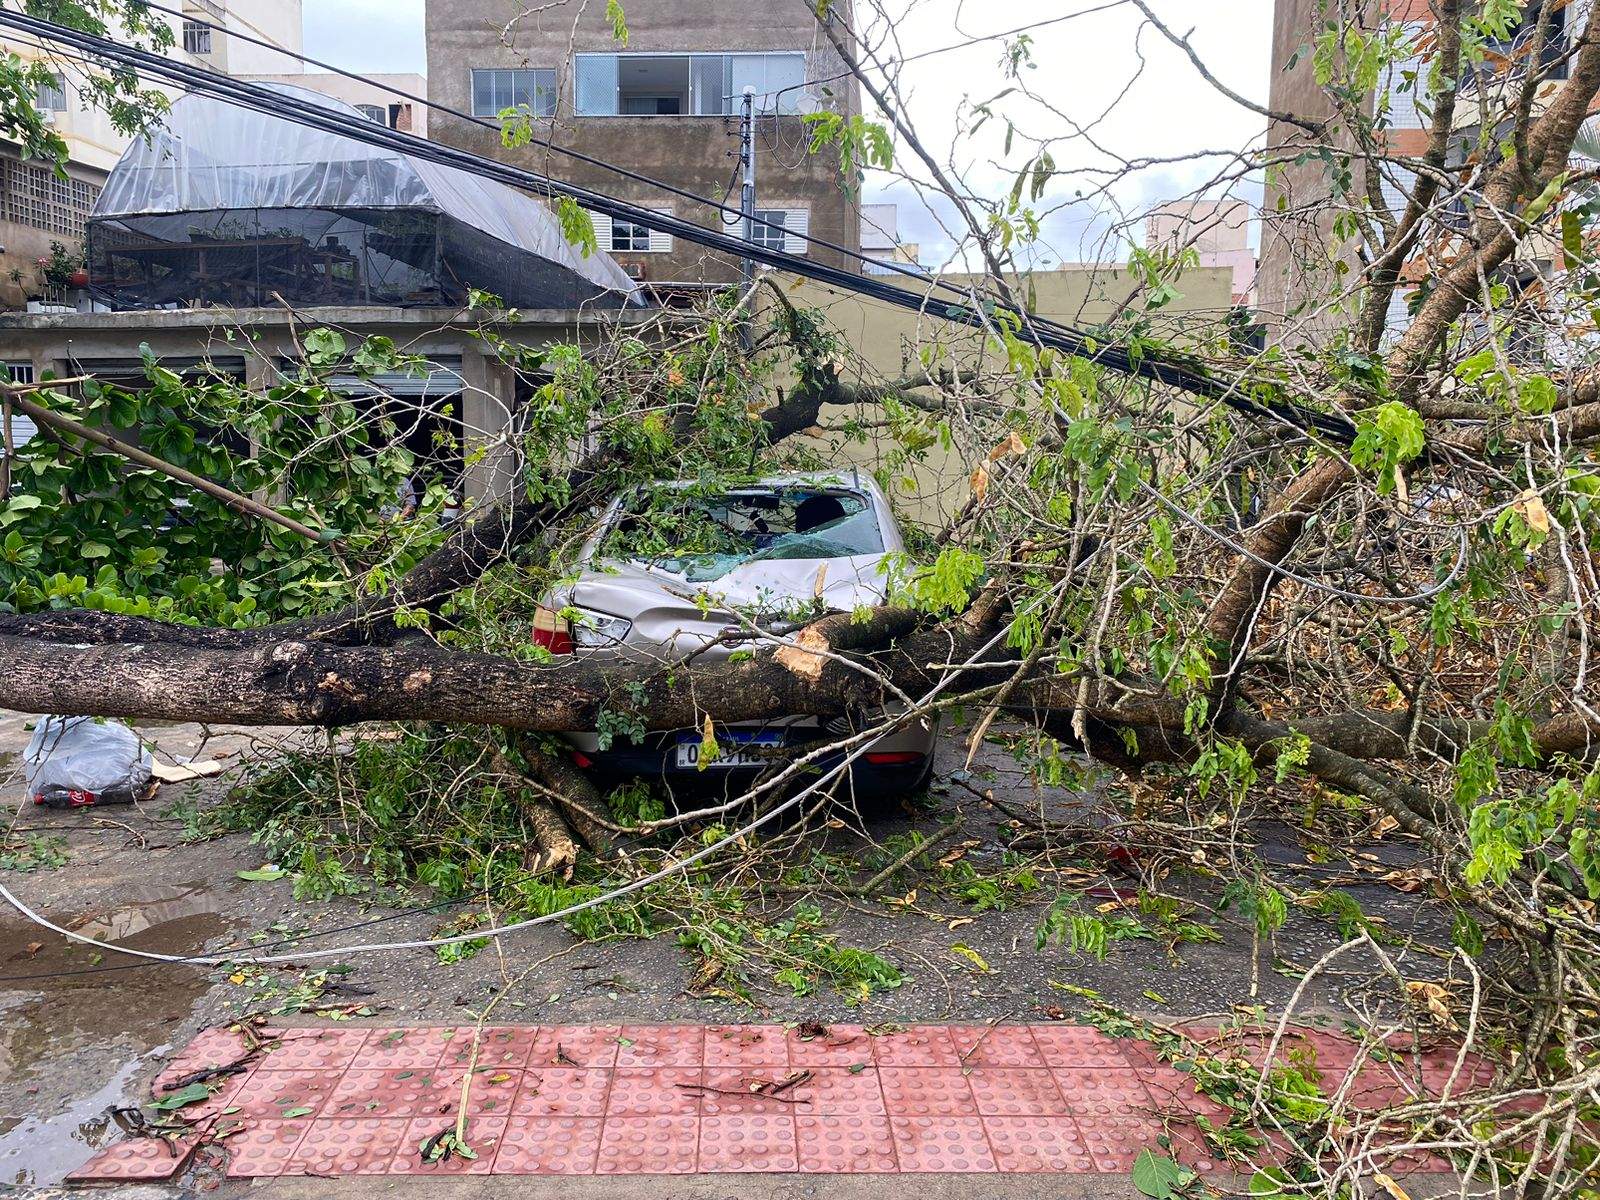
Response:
[[239, 72, 430, 136], [756, 265, 1237, 527]]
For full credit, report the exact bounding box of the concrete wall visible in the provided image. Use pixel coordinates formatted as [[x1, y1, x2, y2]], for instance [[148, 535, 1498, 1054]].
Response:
[[1257, 0, 1366, 345], [424, 0, 862, 284], [755, 264, 1238, 526]]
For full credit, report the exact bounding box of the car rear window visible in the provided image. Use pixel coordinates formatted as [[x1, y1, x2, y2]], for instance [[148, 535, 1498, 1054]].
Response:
[[601, 488, 885, 581]]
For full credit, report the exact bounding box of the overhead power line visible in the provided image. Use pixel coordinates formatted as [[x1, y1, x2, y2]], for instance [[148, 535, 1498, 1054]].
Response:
[[0, 9, 1356, 442]]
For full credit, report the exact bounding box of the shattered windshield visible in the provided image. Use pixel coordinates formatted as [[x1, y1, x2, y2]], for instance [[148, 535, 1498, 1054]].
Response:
[[600, 488, 885, 582]]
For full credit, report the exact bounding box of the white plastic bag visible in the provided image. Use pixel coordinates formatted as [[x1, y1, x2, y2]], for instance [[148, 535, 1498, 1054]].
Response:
[[23, 716, 154, 807]]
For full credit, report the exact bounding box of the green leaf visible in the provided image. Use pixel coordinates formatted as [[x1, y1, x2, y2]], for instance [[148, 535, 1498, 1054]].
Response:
[[236, 866, 288, 881], [1132, 1149, 1186, 1199], [280, 1105, 314, 1118], [150, 1082, 212, 1111], [80, 541, 110, 560], [556, 195, 599, 259], [303, 328, 346, 367]]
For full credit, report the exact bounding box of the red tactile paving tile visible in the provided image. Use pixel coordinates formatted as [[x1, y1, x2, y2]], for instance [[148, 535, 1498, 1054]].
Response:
[[448, 1067, 523, 1115], [1032, 1024, 1136, 1068], [796, 1114, 898, 1172], [984, 1117, 1096, 1173], [164, 1021, 1477, 1179], [224, 1119, 313, 1177], [226, 1069, 343, 1119], [1140, 1072, 1235, 1122], [439, 1026, 540, 1069], [616, 1025, 704, 1067], [879, 1067, 979, 1117], [1054, 1068, 1156, 1118], [526, 1025, 621, 1069], [287, 1118, 410, 1175], [494, 1116, 604, 1174], [966, 1067, 1070, 1117], [698, 1113, 800, 1172], [948, 1026, 1046, 1068], [66, 1136, 198, 1183], [156, 1069, 254, 1122], [871, 1025, 961, 1066], [705, 1024, 789, 1066], [512, 1067, 612, 1116], [385, 1116, 506, 1175], [797, 1065, 887, 1115], [257, 1028, 372, 1072], [788, 1024, 872, 1066], [890, 1115, 997, 1172], [606, 1067, 703, 1115], [325, 1068, 456, 1119], [699, 1067, 810, 1115], [596, 1114, 699, 1174], [1075, 1116, 1166, 1171], [357, 1028, 454, 1069], [159, 1027, 251, 1082]]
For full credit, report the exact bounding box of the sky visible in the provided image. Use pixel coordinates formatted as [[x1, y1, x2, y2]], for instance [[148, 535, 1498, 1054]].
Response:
[[302, 0, 1276, 269]]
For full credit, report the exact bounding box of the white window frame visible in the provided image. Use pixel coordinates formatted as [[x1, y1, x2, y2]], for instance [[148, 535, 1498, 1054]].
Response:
[[181, 19, 212, 55], [471, 68, 558, 119], [36, 73, 67, 111], [729, 207, 811, 256], [4, 363, 37, 451], [355, 103, 387, 125], [587, 208, 673, 254], [573, 52, 809, 117]]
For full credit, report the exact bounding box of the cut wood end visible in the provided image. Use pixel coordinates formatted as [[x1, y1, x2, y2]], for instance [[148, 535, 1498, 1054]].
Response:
[[774, 624, 830, 681]]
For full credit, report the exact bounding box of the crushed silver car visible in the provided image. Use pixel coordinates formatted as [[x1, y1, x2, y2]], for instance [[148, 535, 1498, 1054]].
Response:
[[534, 470, 936, 805]]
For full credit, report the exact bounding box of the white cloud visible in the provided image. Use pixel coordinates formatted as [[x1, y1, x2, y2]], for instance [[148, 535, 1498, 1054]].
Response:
[[303, 0, 426, 75]]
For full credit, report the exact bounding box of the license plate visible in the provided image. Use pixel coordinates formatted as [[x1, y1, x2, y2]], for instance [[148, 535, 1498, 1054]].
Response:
[[675, 730, 782, 769]]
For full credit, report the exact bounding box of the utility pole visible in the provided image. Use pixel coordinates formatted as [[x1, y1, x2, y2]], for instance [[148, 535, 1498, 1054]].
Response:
[[738, 85, 756, 349]]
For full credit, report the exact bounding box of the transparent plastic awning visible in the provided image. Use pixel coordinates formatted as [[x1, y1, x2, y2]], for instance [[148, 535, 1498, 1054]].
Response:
[[92, 83, 642, 307]]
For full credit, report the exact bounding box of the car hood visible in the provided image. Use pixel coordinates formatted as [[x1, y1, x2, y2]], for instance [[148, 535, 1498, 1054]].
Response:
[[570, 553, 891, 616]]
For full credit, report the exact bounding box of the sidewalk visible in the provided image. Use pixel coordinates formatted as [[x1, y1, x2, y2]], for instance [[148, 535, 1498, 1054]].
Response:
[[68, 1021, 1472, 1185]]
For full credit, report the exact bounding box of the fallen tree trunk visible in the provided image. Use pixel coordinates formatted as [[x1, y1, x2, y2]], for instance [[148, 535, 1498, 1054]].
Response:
[[0, 607, 930, 732]]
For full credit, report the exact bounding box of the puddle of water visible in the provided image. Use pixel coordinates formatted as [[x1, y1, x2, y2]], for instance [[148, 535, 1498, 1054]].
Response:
[[0, 882, 238, 1187], [0, 1059, 144, 1187]]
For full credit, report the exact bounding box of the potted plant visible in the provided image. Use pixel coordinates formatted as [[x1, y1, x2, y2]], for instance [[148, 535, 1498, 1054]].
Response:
[[40, 240, 84, 290]]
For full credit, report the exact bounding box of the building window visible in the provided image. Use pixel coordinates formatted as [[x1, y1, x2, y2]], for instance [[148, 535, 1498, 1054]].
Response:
[[0, 156, 99, 237], [574, 53, 808, 116], [586, 208, 672, 254], [35, 73, 67, 111], [355, 103, 387, 124], [737, 207, 810, 255], [471, 68, 557, 118], [182, 19, 212, 55], [611, 218, 653, 251]]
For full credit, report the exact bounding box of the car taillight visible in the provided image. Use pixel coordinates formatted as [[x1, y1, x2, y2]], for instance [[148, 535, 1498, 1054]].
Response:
[[865, 751, 925, 766], [532, 605, 573, 655]]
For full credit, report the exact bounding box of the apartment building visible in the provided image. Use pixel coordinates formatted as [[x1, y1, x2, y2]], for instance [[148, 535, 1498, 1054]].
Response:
[[0, 0, 303, 308], [1146, 200, 1256, 307], [424, 0, 863, 287], [1258, 0, 1578, 344]]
